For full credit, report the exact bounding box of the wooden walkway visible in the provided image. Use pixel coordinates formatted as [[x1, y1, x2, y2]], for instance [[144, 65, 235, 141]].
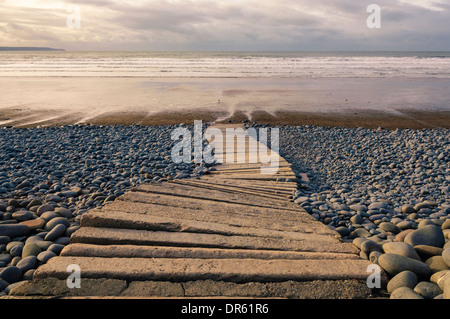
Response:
[[10, 124, 375, 298]]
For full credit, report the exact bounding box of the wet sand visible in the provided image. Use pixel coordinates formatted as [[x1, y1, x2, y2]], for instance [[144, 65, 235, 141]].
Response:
[[1, 106, 449, 130], [1, 77, 449, 129]]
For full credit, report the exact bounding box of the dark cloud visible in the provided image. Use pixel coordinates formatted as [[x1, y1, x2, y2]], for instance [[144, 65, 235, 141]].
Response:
[[0, 0, 448, 50]]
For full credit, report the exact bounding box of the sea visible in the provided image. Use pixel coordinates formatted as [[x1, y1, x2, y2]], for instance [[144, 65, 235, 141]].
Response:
[[1, 51, 450, 78], [0, 51, 449, 125]]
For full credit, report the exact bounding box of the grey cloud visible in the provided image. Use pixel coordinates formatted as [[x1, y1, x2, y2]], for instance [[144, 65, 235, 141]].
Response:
[[0, 0, 449, 51]]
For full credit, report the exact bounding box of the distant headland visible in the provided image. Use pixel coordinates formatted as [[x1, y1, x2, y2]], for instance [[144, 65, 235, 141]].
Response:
[[0, 47, 65, 51]]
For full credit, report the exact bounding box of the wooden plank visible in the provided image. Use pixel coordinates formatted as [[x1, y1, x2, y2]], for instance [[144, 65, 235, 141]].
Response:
[[61, 243, 360, 260], [102, 201, 333, 235], [133, 183, 302, 211], [34, 256, 374, 283], [70, 227, 355, 253], [175, 179, 293, 197], [172, 180, 290, 200], [80, 211, 340, 242]]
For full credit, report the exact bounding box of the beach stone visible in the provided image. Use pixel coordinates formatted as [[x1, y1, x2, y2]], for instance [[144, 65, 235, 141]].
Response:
[[396, 221, 414, 231], [414, 245, 444, 260], [443, 248, 450, 268], [414, 281, 442, 299], [10, 256, 21, 266], [16, 256, 38, 273], [349, 204, 367, 212], [395, 229, 415, 242], [430, 270, 449, 287], [0, 253, 12, 265], [369, 202, 389, 210], [414, 201, 438, 211], [382, 242, 421, 261], [40, 211, 58, 222], [20, 218, 46, 231], [378, 253, 431, 278], [0, 278, 9, 291], [6, 241, 23, 253], [335, 226, 351, 237], [349, 228, 371, 239], [369, 251, 383, 264], [350, 214, 364, 225], [9, 245, 23, 258], [352, 237, 369, 249], [21, 243, 41, 258], [45, 194, 62, 202], [418, 220, 436, 228], [442, 219, 450, 230], [26, 199, 42, 210], [70, 186, 82, 194], [360, 239, 383, 255], [390, 287, 423, 299], [402, 205, 416, 214], [47, 244, 65, 255], [23, 269, 35, 281], [436, 272, 450, 291], [425, 256, 450, 273], [0, 224, 29, 238], [0, 266, 22, 284], [54, 207, 72, 218], [36, 204, 54, 216], [65, 225, 80, 237], [12, 211, 33, 222], [53, 237, 70, 245], [37, 251, 56, 263], [379, 222, 401, 234], [44, 224, 66, 241], [404, 225, 445, 248], [44, 217, 70, 231], [0, 236, 10, 245], [387, 271, 418, 293], [444, 282, 450, 299]]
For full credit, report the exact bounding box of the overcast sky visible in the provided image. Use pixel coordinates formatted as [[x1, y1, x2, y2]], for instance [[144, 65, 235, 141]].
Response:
[[1, 0, 449, 51]]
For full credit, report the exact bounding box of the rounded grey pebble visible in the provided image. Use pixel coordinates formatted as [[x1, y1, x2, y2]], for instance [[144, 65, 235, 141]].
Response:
[[37, 250, 56, 263], [11, 211, 33, 222], [44, 217, 70, 231], [378, 222, 401, 234], [53, 237, 70, 245], [404, 225, 445, 248], [0, 278, 9, 291], [0, 253, 12, 264], [361, 239, 383, 255], [9, 244, 23, 258], [44, 224, 66, 241], [65, 225, 80, 237], [22, 269, 35, 281], [382, 242, 421, 261], [442, 248, 450, 268], [47, 244, 65, 255], [16, 256, 38, 273], [414, 281, 443, 299], [378, 253, 432, 279], [369, 251, 383, 264], [387, 270, 418, 293], [390, 287, 424, 299], [0, 266, 22, 284]]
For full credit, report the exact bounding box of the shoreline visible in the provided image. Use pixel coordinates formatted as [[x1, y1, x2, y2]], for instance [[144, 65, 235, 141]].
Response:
[[1, 107, 449, 130]]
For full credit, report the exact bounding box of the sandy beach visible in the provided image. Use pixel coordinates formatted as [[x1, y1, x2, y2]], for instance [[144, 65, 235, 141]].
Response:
[[1, 106, 449, 129], [1, 76, 449, 129]]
